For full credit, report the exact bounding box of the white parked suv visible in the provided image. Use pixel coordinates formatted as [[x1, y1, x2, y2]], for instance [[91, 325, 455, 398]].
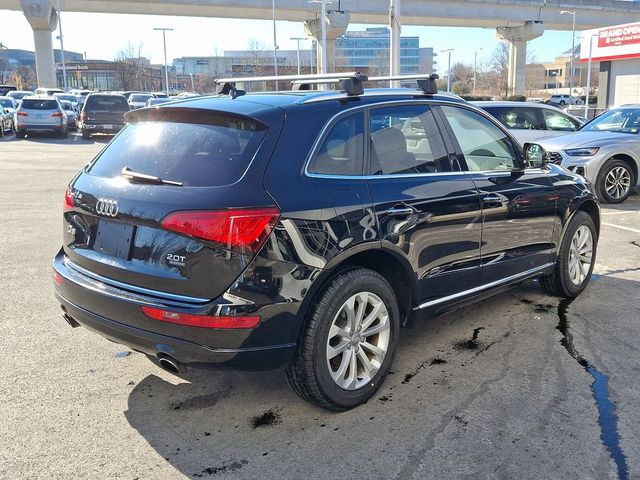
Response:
[[548, 94, 583, 106]]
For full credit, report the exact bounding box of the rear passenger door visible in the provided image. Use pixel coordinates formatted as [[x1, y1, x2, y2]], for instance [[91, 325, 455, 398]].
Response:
[[366, 103, 483, 306], [438, 105, 557, 285]]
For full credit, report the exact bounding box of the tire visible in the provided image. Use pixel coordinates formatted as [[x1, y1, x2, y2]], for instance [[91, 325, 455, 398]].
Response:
[[81, 129, 91, 140], [596, 159, 635, 204], [541, 211, 597, 298], [60, 128, 68, 139], [16, 130, 25, 139], [286, 268, 400, 411]]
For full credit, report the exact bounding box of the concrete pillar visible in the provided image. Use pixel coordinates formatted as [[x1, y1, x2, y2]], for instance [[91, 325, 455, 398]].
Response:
[[496, 21, 544, 96], [304, 11, 349, 74], [21, 0, 58, 88]]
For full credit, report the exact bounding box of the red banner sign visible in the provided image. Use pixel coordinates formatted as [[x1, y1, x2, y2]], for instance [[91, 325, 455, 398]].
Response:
[[598, 23, 640, 48]]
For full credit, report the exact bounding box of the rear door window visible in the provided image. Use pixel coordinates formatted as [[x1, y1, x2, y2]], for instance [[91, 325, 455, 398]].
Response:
[[21, 99, 58, 110], [87, 116, 268, 187], [86, 96, 129, 111]]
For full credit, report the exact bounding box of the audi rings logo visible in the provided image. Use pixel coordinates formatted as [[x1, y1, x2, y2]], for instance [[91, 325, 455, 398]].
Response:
[[95, 198, 119, 217]]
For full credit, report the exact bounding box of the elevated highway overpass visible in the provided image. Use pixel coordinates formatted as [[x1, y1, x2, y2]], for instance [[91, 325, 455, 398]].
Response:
[[5, 0, 640, 90]]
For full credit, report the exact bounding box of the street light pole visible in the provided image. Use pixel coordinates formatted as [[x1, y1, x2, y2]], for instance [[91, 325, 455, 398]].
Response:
[[56, 0, 67, 91], [441, 49, 453, 92], [272, 0, 279, 90], [290, 37, 306, 75], [154, 27, 173, 96], [585, 33, 599, 119], [473, 48, 482, 95], [561, 10, 576, 100]]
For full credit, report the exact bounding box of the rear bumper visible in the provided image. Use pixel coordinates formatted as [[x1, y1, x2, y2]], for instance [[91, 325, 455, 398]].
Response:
[[18, 124, 65, 132], [83, 124, 124, 133], [56, 291, 295, 370], [52, 251, 307, 371]]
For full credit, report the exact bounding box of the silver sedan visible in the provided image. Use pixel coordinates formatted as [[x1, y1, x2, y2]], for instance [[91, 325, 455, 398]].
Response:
[[536, 105, 640, 203]]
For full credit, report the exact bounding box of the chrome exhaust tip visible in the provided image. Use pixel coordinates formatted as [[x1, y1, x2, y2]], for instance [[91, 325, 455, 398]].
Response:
[[158, 357, 180, 375]]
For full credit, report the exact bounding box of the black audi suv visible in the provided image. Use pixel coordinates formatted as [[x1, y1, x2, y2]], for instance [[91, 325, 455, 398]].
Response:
[[53, 79, 600, 411]]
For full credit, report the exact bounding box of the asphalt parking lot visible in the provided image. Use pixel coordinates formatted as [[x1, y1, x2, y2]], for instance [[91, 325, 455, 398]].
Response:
[[1, 132, 639, 480]]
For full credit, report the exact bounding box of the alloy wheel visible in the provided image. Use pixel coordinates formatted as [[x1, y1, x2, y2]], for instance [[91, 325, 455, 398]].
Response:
[[605, 166, 631, 200], [568, 225, 593, 286], [326, 292, 390, 390]]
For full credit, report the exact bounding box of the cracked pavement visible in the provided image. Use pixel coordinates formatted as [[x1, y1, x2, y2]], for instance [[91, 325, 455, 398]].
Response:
[[1, 134, 639, 479]]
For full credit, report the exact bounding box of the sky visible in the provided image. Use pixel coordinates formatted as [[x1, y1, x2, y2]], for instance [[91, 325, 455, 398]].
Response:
[[0, 9, 577, 69]]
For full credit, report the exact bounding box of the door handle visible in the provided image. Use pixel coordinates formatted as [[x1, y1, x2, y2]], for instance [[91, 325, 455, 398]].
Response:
[[385, 206, 416, 217], [482, 194, 504, 207]]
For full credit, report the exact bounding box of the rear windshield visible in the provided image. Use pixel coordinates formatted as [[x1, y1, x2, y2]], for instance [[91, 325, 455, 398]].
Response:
[[0, 99, 13, 108], [21, 99, 58, 110], [85, 95, 129, 111], [55, 95, 77, 102], [87, 118, 268, 187], [130, 94, 153, 102]]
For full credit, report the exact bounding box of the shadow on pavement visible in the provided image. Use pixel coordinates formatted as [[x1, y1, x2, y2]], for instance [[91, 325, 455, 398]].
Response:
[[124, 274, 639, 479]]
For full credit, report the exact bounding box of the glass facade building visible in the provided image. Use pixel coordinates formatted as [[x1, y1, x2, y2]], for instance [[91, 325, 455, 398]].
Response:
[[335, 28, 432, 75]]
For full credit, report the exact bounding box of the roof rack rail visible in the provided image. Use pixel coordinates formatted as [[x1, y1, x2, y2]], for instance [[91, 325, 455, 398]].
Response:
[[215, 72, 368, 96], [367, 74, 440, 94]]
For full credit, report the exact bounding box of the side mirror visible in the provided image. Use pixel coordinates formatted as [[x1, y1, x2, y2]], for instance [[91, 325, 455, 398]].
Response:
[[523, 143, 548, 168]]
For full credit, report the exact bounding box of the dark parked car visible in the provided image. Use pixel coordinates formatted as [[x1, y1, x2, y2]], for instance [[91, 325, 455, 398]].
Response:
[[53, 74, 600, 411], [80, 93, 129, 139]]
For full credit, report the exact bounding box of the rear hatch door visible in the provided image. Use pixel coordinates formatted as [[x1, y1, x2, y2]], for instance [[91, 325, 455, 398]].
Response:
[[64, 101, 284, 300], [84, 95, 130, 125]]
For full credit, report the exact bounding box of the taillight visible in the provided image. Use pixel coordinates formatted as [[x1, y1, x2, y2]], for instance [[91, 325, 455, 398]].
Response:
[[17, 112, 28, 117], [51, 112, 63, 117], [63, 188, 74, 211], [140, 306, 260, 329], [53, 270, 64, 285], [161, 207, 280, 254]]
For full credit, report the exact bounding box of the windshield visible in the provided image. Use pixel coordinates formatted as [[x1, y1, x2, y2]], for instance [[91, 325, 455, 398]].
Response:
[[581, 108, 640, 134], [0, 99, 13, 108]]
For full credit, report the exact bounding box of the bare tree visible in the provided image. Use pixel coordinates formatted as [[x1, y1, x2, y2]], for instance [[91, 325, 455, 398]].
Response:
[[194, 74, 218, 94], [0, 58, 12, 84], [491, 41, 510, 98], [14, 66, 36, 90], [113, 42, 147, 90]]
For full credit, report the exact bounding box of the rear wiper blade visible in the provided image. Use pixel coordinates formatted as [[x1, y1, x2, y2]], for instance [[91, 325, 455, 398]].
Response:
[[121, 166, 183, 186]]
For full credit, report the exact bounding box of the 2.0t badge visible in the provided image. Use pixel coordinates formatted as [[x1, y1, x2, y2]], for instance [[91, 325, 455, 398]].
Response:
[[95, 198, 118, 217]]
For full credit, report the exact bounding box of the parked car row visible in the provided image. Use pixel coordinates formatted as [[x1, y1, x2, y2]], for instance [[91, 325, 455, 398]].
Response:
[[474, 100, 640, 204]]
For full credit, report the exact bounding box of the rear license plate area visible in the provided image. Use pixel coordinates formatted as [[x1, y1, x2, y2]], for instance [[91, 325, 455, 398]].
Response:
[[93, 220, 135, 259]]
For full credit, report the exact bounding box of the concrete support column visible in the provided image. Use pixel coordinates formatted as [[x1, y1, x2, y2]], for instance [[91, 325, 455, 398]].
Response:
[[21, 0, 58, 88], [304, 11, 349, 74], [496, 21, 544, 96]]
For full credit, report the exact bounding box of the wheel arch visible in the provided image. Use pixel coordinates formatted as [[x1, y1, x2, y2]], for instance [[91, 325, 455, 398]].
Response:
[[294, 245, 417, 342], [609, 153, 639, 186], [557, 198, 600, 253]]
